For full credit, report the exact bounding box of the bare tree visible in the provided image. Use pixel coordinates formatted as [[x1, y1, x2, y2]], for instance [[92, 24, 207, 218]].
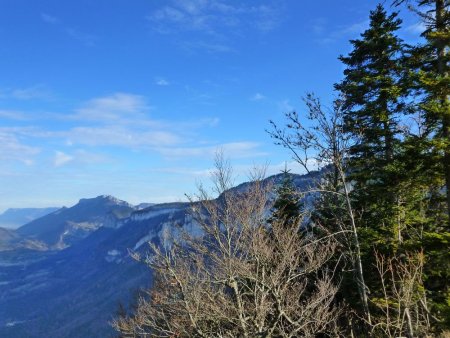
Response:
[[113, 153, 343, 337], [268, 93, 372, 326], [371, 251, 430, 337]]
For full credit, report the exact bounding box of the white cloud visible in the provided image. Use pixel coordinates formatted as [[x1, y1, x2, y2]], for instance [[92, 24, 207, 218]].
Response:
[[40, 13, 95, 46], [311, 18, 327, 35], [406, 21, 427, 34], [41, 13, 59, 25], [0, 85, 52, 101], [66, 126, 180, 147], [0, 94, 222, 155], [337, 20, 370, 36], [65, 28, 96, 46], [155, 78, 170, 86], [250, 93, 265, 101], [74, 93, 150, 122], [0, 110, 27, 120], [0, 92, 255, 168], [148, 1, 283, 52], [222, 142, 267, 158], [149, 1, 282, 33], [149, 166, 213, 178], [202, 117, 220, 127], [0, 131, 40, 164], [180, 40, 234, 54], [12, 85, 52, 100], [73, 149, 109, 164], [314, 19, 369, 44], [52, 149, 108, 167], [175, 117, 220, 129], [157, 141, 266, 159], [278, 99, 294, 112], [54, 151, 74, 167]]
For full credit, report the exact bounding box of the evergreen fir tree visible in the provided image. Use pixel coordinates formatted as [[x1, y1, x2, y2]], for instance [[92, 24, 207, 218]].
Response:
[[394, 0, 450, 328], [396, 0, 450, 221], [335, 4, 409, 248], [269, 167, 301, 228]]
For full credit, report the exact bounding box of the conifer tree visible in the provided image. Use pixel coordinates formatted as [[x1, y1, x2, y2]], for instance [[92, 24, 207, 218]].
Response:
[[335, 5, 418, 252], [394, 0, 450, 328], [335, 5, 409, 244], [268, 166, 301, 228], [334, 5, 439, 334], [395, 0, 450, 221], [338, 1, 449, 330], [336, 4, 406, 162]]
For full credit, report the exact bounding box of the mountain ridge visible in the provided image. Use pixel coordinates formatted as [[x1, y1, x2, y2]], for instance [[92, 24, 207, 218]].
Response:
[[0, 170, 318, 337], [16, 195, 137, 250]]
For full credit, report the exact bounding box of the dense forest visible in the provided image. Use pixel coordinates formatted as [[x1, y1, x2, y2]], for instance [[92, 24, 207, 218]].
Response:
[[114, 1, 449, 337]]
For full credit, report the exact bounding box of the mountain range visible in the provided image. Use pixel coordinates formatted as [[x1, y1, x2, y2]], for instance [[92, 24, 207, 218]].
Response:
[[0, 171, 319, 338]]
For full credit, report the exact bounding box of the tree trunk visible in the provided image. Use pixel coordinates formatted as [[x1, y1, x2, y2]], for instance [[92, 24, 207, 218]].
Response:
[[340, 168, 372, 325], [405, 307, 415, 338]]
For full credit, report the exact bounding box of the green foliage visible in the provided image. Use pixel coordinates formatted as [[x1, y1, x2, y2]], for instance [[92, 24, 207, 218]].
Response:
[[268, 168, 301, 227], [401, 0, 450, 329], [335, 4, 411, 250], [332, 1, 449, 333]]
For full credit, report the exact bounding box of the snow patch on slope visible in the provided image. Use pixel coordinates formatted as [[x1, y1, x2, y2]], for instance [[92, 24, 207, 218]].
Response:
[[105, 249, 122, 263], [131, 208, 179, 222], [134, 234, 153, 251]]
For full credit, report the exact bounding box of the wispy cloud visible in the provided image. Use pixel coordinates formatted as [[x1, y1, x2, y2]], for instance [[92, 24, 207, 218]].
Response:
[[0, 131, 40, 165], [155, 78, 170, 86], [73, 93, 151, 122], [65, 28, 97, 46], [0, 85, 53, 101], [53, 149, 108, 167], [65, 126, 180, 148], [54, 151, 73, 167], [40, 12, 96, 46], [41, 13, 59, 25], [0, 92, 261, 170], [180, 40, 234, 53], [0, 110, 28, 120], [405, 21, 426, 34], [336, 20, 369, 36], [148, 0, 284, 53], [63, 93, 181, 148], [278, 99, 294, 112], [250, 93, 265, 101], [312, 18, 369, 44], [157, 141, 267, 159], [155, 167, 213, 177], [1, 93, 218, 154], [311, 18, 327, 35], [150, 1, 282, 34]]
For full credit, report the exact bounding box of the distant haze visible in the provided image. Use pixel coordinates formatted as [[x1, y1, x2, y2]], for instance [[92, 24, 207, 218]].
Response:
[[0, 208, 60, 229]]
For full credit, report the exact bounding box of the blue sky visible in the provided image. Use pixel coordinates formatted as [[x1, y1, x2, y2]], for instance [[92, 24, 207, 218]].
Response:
[[0, 0, 423, 211]]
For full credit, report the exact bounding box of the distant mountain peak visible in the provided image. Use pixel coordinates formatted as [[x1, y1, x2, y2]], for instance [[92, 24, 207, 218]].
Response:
[[78, 195, 133, 207], [16, 195, 137, 249], [98, 194, 119, 201]]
